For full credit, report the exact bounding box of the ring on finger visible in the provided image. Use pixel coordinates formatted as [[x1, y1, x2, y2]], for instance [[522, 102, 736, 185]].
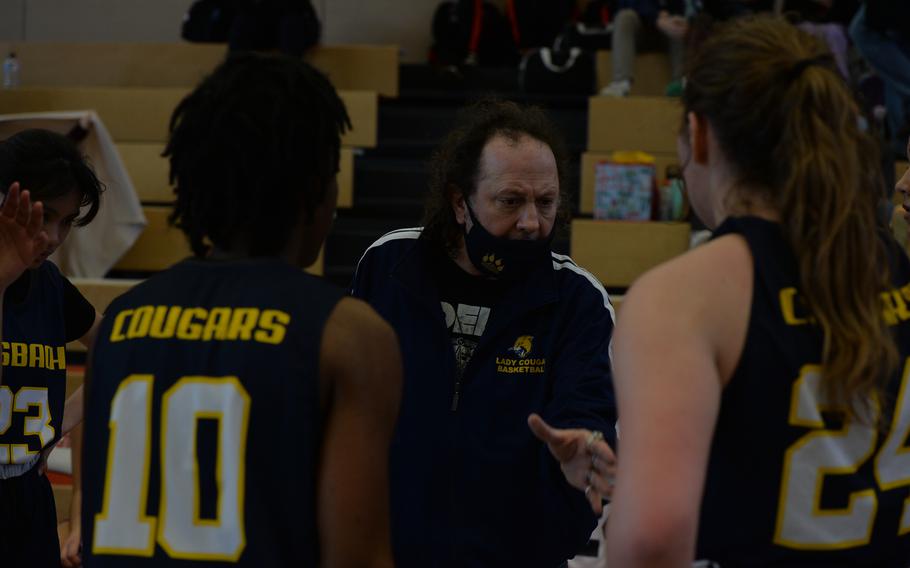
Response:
[[584, 484, 593, 498], [585, 430, 604, 451]]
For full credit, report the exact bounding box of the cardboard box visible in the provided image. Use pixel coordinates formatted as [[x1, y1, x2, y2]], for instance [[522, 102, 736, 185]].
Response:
[[588, 96, 681, 154], [570, 219, 690, 288]]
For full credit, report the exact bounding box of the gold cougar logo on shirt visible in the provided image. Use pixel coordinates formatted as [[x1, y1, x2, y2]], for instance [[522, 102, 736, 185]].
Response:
[[481, 253, 505, 274], [507, 335, 533, 359]]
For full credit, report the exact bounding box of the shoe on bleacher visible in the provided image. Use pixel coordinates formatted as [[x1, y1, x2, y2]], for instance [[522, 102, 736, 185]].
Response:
[[665, 79, 684, 97], [600, 79, 631, 97]]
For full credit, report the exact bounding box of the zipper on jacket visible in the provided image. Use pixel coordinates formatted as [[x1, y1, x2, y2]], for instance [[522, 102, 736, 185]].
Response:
[[451, 367, 464, 411]]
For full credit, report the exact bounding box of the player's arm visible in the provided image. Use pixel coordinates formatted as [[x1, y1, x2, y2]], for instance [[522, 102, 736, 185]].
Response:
[[605, 235, 752, 568], [60, 422, 82, 567], [60, 313, 102, 436], [318, 297, 401, 568]]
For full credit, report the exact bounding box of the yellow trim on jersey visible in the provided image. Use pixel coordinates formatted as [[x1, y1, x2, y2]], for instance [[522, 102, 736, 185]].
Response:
[[775, 366, 878, 550], [875, 358, 910, 535], [191, 409, 225, 528], [157, 376, 250, 562], [92, 375, 157, 557]]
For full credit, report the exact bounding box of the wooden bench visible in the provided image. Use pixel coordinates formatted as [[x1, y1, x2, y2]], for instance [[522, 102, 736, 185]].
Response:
[[117, 143, 355, 207], [570, 219, 690, 288], [0, 42, 399, 97], [73, 277, 141, 314], [0, 87, 378, 148], [112, 206, 324, 275], [588, 95, 681, 154], [595, 52, 673, 97], [579, 151, 680, 215]]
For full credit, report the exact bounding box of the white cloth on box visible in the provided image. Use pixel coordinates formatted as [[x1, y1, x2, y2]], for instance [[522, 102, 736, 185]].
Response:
[[0, 111, 147, 277]]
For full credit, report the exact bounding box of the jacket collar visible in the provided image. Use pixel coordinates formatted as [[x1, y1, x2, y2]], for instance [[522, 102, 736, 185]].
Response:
[[391, 236, 560, 317]]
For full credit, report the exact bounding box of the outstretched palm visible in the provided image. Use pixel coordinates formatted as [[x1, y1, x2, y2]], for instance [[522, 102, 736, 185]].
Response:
[[0, 183, 49, 289], [528, 413, 617, 515]]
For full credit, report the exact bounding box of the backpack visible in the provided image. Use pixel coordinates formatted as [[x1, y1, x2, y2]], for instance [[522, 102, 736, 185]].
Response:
[[518, 46, 596, 95]]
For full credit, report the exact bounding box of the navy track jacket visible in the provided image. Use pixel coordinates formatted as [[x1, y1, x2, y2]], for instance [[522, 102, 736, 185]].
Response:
[[352, 228, 617, 568]]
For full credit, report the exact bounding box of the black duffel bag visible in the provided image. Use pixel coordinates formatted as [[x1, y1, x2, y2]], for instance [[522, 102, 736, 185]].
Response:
[[519, 46, 596, 95]]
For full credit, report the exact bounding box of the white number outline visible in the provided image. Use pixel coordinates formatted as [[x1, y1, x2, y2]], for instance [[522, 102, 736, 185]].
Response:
[[0, 386, 54, 465], [774, 362, 910, 549], [92, 375, 250, 561]]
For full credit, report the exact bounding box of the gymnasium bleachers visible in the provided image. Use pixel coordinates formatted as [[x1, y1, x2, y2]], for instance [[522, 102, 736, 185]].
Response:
[[0, 42, 390, 283], [0, 44, 696, 295]]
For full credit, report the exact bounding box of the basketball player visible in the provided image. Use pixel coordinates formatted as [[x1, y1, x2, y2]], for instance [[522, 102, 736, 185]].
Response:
[[535, 15, 910, 566], [0, 129, 104, 568], [593, 16, 910, 567], [81, 53, 401, 567]]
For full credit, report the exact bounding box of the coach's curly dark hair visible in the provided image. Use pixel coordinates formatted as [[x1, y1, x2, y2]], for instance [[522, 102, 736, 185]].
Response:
[[164, 52, 350, 257], [0, 129, 103, 226], [421, 99, 571, 256]]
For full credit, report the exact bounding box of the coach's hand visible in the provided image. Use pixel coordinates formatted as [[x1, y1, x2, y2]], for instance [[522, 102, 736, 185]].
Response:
[[528, 413, 617, 515]]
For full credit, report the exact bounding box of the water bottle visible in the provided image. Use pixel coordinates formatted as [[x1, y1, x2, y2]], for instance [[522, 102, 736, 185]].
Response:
[[3, 52, 20, 88]]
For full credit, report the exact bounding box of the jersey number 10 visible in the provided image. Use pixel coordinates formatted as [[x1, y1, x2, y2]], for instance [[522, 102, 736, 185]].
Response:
[[93, 375, 251, 561]]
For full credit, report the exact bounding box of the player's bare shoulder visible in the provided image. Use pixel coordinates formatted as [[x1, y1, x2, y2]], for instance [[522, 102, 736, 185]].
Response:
[[321, 297, 402, 395]]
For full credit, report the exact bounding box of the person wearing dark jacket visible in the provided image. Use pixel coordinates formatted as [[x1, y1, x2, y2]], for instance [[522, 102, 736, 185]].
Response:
[[850, 0, 910, 157], [352, 99, 617, 568]]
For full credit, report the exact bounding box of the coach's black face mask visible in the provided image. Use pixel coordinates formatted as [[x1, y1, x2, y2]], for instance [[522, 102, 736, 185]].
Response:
[[462, 198, 554, 281]]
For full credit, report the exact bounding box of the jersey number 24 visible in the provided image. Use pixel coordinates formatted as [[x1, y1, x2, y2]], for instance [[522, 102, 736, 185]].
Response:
[[774, 362, 910, 549]]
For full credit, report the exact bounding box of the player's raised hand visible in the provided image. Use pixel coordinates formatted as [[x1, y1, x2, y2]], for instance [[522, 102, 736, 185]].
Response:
[[528, 413, 617, 515], [0, 182, 49, 289]]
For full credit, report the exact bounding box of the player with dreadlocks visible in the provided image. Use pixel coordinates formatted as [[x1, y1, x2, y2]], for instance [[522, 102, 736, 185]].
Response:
[[81, 53, 401, 568]]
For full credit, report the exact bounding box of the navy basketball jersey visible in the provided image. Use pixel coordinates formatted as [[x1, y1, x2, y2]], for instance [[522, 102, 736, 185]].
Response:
[[82, 258, 344, 567], [696, 217, 910, 567], [0, 262, 71, 477]]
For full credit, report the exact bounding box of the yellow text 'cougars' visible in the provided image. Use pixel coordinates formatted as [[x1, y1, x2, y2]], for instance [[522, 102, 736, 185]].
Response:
[[1, 342, 65, 370], [110, 306, 290, 344], [780, 284, 910, 327], [496, 357, 547, 374]]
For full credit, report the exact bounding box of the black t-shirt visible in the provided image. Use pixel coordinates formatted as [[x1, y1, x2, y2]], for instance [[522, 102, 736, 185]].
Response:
[[6, 267, 96, 342], [432, 255, 508, 375]]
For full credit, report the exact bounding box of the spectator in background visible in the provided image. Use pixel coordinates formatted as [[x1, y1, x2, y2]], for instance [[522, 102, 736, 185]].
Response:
[[850, 0, 910, 157], [182, 0, 321, 56], [789, 0, 858, 81], [600, 0, 691, 97], [600, 0, 776, 98], [229, 0, 321, 56]]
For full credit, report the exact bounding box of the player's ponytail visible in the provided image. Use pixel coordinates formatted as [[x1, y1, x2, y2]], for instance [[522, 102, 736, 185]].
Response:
[[683, 16, 897, 422]]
